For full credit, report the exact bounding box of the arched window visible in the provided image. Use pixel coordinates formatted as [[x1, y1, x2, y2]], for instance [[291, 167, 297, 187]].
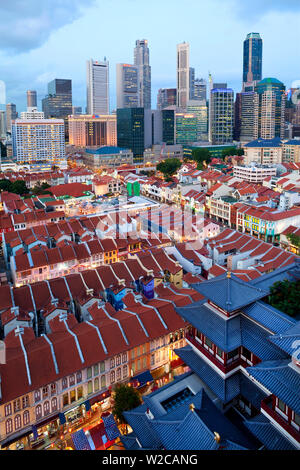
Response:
[[5, 419, 13, 435], [123, 365, 128, 378], [43, 401, 50, 416], [23, 410, 30, 426], [51, 397, 58, 412], [116, 355, 121, 366], [35, 405, 42, 420], [14, 414, 22, 430], [116, 368, 121, 381], [110, 371, 115, 384], [110, 358, 115, 369], [94, 377, 99, 391]]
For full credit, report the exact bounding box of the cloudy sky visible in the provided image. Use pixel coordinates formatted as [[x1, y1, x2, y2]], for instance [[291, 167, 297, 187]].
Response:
[[0, 0, 299, 112]]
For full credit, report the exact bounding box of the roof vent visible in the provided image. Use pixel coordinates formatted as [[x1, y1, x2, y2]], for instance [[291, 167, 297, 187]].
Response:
[[145, 408, 154, 420]]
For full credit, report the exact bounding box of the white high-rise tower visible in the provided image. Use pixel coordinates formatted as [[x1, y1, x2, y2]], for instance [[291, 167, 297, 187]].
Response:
[[134, 39, 151, 109], [86, 59, 109, 115], [177, 42, 190, 109]]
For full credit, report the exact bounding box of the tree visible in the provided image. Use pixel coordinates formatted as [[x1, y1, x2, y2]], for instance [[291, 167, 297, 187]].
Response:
[[190, 148, 211, 169], [268, 279, 300, 317], [112, 384, 142, 432], [0, 179, 13, 192], [11, 180, 29, 195], [157, 158, 182, 181], [32, 182, 51, 195], [222, 147, 244, 158], [286, 233, 300, 249]]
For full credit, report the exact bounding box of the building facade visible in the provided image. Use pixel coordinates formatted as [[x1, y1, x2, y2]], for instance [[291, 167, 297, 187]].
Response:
[[177, 42, 190, 109], [86, 59, 109, 115], [134, 39, 151, 109], [243, 32, 263, 90], [210, 86, 234, 145], [116, 64, 139, 109], [68, 114, 117, 148]]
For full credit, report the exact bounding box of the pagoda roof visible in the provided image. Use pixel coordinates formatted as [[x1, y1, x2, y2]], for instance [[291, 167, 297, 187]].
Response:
[[244, 414, 297, 450], [269, 322, 300, 356], [192, 273, 268, 312], [247, 360, 300, 415]]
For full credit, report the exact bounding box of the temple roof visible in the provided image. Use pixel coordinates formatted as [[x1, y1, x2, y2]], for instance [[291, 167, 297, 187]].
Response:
[[244, 414, 297, 450], [247, 360, 300, 415], [192, 273, 268, 312], [269, 323, 300, 356]]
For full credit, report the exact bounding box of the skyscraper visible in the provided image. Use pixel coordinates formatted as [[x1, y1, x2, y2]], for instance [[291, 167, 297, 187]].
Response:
[[42, 79, 72, 119], [86, 59, 109, 115], [6, 103, 17, 133], [255, 77, 286, 139], [157, 89, 177, 110], [187, 100, 208, 141], [134, 39, 151, 109], [194, 79, 207, 101], [209, 85, 234, 144], [117, 107, 145, 162], [240, 92, 259, 142], [175, 113, 198, 144], [177, 42, 190, 109], [116, 64, 139, 109], [243, 33, 263, 90], [26, 90, 37, 108], [0, 111, 6, 139], [189, 67, 195, 100]]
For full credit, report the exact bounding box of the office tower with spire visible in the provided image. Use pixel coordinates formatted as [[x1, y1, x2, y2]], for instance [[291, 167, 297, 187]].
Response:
[[243, 33, 263, 91], [134, 39, 151, 109], [116, 64, 139, 109], [177, 42, 190, 109], [86, 58, 109, 115], [27, 90, 37, 108]]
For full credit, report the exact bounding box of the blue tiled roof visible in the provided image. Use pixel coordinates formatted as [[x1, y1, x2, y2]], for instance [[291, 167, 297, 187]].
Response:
[[243, 301, 296, 335], [175, 302, 242, 352], [130, 370, 154, 388], [241, 316, 289, 361], [85, 146, 130, 155], [123, 407, 162, 449], [120, 434, 143, 450], [284, 139, 300, 146], [244, 414, 297, 450], [269, 322, 300, 355], [192, 274, 268, 312], [251, 260, 300, 291], [239, 373, 268, 410], [247, 360, 300, 415], [245, 137, 282, 148], [175, 346, 240, 403]]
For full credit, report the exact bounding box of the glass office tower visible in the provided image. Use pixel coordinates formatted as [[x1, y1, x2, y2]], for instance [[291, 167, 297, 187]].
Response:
[[117, 107, 145, 163], [243, 33, 262, 88]]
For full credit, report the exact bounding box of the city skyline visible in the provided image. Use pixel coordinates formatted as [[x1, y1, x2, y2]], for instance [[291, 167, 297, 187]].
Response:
[[0, 0, 300, 112]]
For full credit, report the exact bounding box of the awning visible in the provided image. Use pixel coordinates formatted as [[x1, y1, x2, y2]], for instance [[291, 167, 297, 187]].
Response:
[[130, 370, 154, 388], [59, 413, 66, 425], [84, 400, 91, 412], [0, 427, 32, 448], [89, 390, 110, 406]]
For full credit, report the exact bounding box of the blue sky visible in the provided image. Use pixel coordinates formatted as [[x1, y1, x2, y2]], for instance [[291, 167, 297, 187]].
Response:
[[0, 0, 299, 112]]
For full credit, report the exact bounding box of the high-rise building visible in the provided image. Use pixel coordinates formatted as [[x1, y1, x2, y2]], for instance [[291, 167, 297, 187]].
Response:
[[86, 59, 109, 115], [157, 89, 177, 110], [12, 119, 65, 162], [234, 92, 242, 141], [209, 85, 234, 144], [42, 79, 72, 119], [26, 90, 37, 108], [72, 106, 82, 115], [6, 103, 17, 133], [255, 77, 286, 139], [194, 79, 207, 101], [117, 107, 145, 163], [116, 64, 139, 109], [134, 39, 151, 109], [162, 109, 175, 145], [243, 33, 263, 90], [177, 42, 190, 109], [68, 114, 117, 147], [240, 92, 259, 142], [175, 113, 198, 145], [0, 111, 6, 138], [189, 67, 195, 100], [20, 108, 45, 120], [187, 100, 208, 140]]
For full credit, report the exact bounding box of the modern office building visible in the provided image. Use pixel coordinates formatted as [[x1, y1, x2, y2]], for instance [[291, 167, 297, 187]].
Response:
[[157, 88, 177, 110], [82, 146, 133, 169], [175, 113, 198, 145], [134, 39, 151, 109], [209, 85, 234, 144], [6, 103, 17, 133], [20, 107, 45, 120], [187, 100, 208, 140], [177, 42, 190, 109], [68, 114, 117, 147], [72, 106, 82, 115], [240, 92, 259, 142], [234, 92, 242, 141], [26, 90, 37, 108], [162, 109, 176, 145], [117, 107, 145, 162], [243, 33, 263, 90], [254, 78, 286, 140], [194, 78, 207, 101], [86, 59, 109, 115], [116, 64, 139, 109], [189, 67, 195, 100], [12, 119, 65, 163], [42, 79, 72, 119]]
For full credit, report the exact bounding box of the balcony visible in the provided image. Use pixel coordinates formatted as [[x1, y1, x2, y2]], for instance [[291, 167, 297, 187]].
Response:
[[261, 396, 300, 444]]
